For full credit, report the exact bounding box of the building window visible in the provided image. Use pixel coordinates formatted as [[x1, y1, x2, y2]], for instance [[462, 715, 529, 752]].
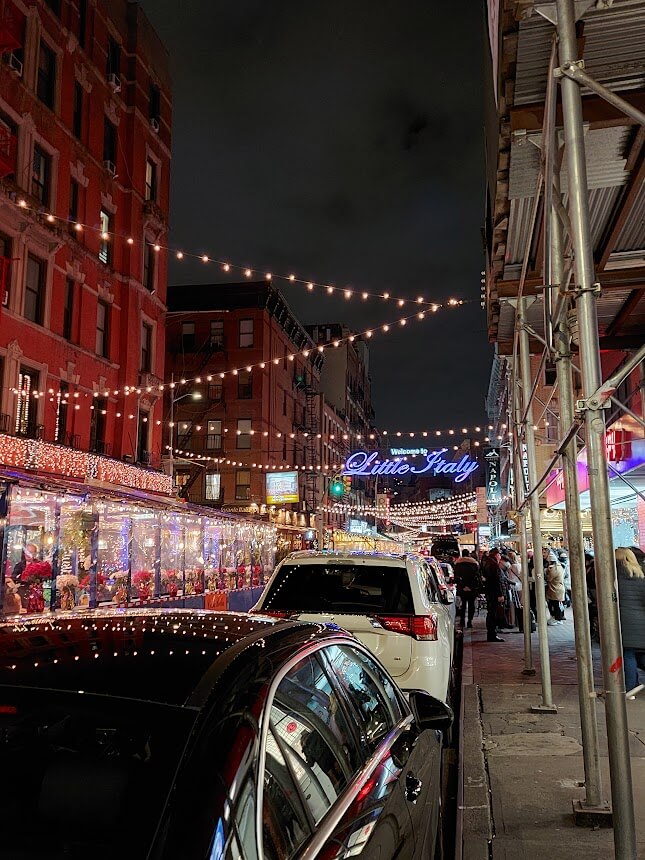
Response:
[[32, 146, 51, 206], [103, 118, 116, 167], [137, 410, 149, 462], [282, 435, 287, 460], [37, 42, 56, 109], [205, 473, 221, 501], [149, 83, 160, 122], [107, 36, 121, 78], [145, 158, 157, 202], [45, 0, 61, 15], [208, 382, 223, 402], [0, 231, 13, 308], [141, 322, 152, 372], [283, 390, 287, 416], [63, 278, 75, 340], [235, 469, 251, 500], [206, 420, 222, 450], [89, 396, 107, 454], [15, 366, 40, 436], [238, 370, 252, 399], [237, 419, 252, 449], [69, 178, 79, 230], [239, 318, 253, 348], [143, 242, 155, 291], [78, 0, 88, 49], [55, 380, 68, 443], [98, 210, 112, 265], [181, 321, 195, 352], [72, 82, 83, 139], [210, 319, 224, 347], [177, 421, 192, 446], [96, 300, 109, 358], [24, 255, 45, 325], [0, 112, 17, 182]]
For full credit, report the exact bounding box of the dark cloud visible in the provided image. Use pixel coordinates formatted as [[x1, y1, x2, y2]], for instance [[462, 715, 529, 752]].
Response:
[[141, 0, 491, 428]]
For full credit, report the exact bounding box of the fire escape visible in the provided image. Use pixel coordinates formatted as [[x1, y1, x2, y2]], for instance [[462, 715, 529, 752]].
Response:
[[174, 334, 226, 500], [293, 366, 320, 514]]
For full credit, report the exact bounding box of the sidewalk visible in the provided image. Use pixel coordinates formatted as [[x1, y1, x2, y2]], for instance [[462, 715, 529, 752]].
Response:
[[457, 612, 645, 859]]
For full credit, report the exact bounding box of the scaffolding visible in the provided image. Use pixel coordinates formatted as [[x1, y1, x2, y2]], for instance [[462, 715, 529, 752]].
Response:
[[487, 2, 645, 855]]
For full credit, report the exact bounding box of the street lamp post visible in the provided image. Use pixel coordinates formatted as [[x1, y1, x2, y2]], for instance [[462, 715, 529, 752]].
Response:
[[167, 374, 202, 492]]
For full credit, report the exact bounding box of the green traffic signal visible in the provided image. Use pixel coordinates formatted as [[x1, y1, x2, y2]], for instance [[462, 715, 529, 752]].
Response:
[[329, 478, 345, 498]]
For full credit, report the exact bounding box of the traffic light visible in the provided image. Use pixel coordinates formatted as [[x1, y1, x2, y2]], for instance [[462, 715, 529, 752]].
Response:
[[343, 475, 352, 495], [329, 476, 345, 499]]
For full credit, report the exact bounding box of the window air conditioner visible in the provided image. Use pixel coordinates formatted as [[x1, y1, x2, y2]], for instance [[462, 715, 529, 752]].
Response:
[[150, 117, 160, 133], [108, 72, 121, 93], [7, 53, 23, 76], [104, 160, 117, 177]]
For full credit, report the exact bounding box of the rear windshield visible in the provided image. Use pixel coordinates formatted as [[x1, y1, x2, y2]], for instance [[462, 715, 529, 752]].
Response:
[[262, 563, 413, 615], [0, 687, 194, 859]]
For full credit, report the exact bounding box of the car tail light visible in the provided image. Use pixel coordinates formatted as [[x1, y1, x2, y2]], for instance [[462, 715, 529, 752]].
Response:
[[376, 614, 438, 641]]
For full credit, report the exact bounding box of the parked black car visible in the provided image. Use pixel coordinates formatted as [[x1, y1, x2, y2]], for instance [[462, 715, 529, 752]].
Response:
[[0, 609, 451, 859]]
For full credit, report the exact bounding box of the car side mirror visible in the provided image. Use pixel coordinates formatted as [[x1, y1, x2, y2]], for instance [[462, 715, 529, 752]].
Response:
[[408, 689, 453, 733], [439, 590, 453, 605]]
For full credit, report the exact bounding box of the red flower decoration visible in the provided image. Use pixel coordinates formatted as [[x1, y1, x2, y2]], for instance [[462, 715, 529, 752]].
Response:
[[132, 569, 153, 587], [23, 560, 52, 582], [80, 572, 107, 589]]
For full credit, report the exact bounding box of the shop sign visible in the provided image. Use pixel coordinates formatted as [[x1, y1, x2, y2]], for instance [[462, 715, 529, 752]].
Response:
[[546, 425, 643, 507], [521, 443, 530, 493], [266, 471, 299, 505], [484, 447, 501, 503], [343, 449, 479, 483]]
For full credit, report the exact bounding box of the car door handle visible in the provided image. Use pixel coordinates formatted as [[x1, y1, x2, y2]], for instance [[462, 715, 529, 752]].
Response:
[[405, 772, 423, 803]]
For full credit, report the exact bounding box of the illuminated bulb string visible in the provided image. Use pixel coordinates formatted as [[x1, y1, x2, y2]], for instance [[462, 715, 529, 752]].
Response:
[[11, 197, 466, 312]]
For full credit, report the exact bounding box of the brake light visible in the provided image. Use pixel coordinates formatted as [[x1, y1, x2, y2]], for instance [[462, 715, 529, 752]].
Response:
[[412, 614, 439, 640], [376, 614, 438, 641]]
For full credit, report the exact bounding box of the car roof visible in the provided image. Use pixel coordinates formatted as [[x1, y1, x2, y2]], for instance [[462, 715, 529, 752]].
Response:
[[281, 550, 419, 565], [0, 608, 348, 709]]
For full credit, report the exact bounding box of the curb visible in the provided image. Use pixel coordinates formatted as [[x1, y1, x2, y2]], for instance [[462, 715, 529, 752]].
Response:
[[456, 628, 493, 860]]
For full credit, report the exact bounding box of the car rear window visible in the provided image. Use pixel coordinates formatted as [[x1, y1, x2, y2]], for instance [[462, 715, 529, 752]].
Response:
[[261, 563, 413, 615], [0, 687, 195, 859]]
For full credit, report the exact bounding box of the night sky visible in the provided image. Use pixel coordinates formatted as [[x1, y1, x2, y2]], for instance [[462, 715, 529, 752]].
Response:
[[141, 0, 491, 430]]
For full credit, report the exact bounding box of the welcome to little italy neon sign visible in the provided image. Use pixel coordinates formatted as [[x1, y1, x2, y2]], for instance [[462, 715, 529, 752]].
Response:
[[342, 449, 480, 483]]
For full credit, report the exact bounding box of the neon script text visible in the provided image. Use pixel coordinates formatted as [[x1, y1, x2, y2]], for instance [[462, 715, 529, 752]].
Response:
[[342, 449, 480, 483]]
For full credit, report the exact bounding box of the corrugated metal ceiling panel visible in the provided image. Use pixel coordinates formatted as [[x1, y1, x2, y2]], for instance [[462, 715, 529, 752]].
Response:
[[514, 1, 645, 106], [614, 177, 645, 251]]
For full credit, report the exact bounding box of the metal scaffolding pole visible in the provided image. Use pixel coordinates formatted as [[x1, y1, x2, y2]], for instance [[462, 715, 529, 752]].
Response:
[[556, 1, 637, 854], [511, 370, 534, 675], [517, 297, 556, 711], [550, 176, 607, 819]]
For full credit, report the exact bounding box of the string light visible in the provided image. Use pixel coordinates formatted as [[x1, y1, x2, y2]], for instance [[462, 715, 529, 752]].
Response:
[[7, 197, 471, 311], [0, 435, 171, 495]]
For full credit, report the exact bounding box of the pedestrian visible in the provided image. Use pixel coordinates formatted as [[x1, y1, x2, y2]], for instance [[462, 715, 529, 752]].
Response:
[[505, 549, 523, 626], [482, 547, 505, 642], [454, 550, 480, 628], [498, 553, 515, 629], [615, 547, 645, 695], [558, 549, 571, 607], [544, 549, 566, 624]]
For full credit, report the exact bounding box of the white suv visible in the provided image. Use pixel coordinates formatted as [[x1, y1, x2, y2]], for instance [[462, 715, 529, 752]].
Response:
[[251, 551, 455, 703]]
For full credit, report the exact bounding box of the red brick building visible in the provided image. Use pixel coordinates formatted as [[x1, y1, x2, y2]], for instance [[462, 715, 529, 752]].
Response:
[[0, 0, 170, 468], [165, 283, 325, 515]]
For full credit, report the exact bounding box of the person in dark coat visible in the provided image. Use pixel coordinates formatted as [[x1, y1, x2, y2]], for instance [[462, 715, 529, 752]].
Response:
[[615, 547, 645, 693], [482, 548, 505, 642], [454, 550, 481, 628]]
